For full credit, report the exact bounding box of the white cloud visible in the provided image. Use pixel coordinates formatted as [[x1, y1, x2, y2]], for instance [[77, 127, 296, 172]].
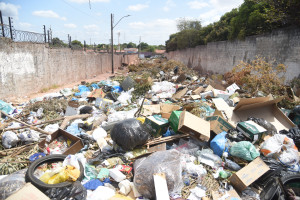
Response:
[[0, 2, 19, 17], [127, 4, 149, 11], [84, 24, 99, 30], [95, 12, 102, 16], [128, 18, 177, 44], [64, 23, 77, 28], [163, 0, 176, 12], [32, 10, 67, 20], [199, 0, 243, 25], [68, 0, 110, 3], [188, 0, 209, 9], [19, 22, 32, 29]]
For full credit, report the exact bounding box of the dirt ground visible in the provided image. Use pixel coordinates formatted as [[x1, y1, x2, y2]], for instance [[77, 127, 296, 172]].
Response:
[[7, 68, 128, 104]]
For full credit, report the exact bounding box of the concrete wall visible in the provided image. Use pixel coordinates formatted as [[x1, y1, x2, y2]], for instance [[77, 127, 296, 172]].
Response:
[[0, 38, 138, 99], [166, 27, 300, 82]]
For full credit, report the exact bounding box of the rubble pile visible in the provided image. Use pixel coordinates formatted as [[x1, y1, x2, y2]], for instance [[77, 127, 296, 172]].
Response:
[[0, 58, 299, 200]]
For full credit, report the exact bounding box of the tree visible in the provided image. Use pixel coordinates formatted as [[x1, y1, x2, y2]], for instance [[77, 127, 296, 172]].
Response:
[[71, 40, 83, 47], [127, 42, 137, 48], [137, 42, 149, 51], [177, 18, 202, 31], [51, 37, 66, 47]]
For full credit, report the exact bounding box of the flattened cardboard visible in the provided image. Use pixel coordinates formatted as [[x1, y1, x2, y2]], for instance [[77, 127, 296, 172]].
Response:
[[229, 157, 270, 192], [172, 88, 188, 100], [142, 104, 161, 116], [6, 183, 50, 200], [178, 111, 210, 141], [206, 115, 234, 134], [193, 86, 204, 95], [39, 128, 84, 155], [204, 85, 214, 92], [191, 95, 201, 100]]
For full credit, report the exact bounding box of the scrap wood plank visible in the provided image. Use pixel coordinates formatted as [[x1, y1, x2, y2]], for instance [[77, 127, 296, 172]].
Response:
[[60, 114, 91, 130], [145, 133, 189, 148]]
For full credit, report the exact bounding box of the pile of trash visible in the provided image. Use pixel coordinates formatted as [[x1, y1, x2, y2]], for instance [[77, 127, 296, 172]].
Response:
[[0, 58, 299, 200]]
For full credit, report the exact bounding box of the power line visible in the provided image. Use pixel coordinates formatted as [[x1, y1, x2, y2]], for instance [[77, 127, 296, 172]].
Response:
[[60, 0, 101, 23]]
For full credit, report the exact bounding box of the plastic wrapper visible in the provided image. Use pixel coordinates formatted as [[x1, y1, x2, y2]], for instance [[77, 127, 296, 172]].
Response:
[[2, 131, 19, 149], [224, 158, 241, 171], [63, 155, 80, 170], [151, 81, 176, 98], [45, 181, 87, 200], [84, 164, 98, 180], [229, 141, 260, 161], [18, 130, 40, 144], [260, 134, 299, 165], [0, 169, 26, 200], [133, 149, 183, 199], [248, 117, 277, 135], [92, 127, 107, 141], [110, 118, 150, 151], [44, 124, 59, 133]]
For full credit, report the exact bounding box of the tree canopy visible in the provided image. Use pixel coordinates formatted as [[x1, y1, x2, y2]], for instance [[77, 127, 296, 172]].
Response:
[[166, 0, 300, 52]]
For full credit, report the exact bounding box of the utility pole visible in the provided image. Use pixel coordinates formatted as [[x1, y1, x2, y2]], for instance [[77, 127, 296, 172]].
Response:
[[111, 13, 131, 74], [138, 36, 141, 58], [118, 32, 120, 52], [111, 13, 114, 74]]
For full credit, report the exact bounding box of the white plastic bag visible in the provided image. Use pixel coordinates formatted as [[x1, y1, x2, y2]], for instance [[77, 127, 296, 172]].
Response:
[[2, 131, 19, 148], [63, 155, 80, 170], [117, 88, 134, 105], [92, 127, 107, 141], [261, 134, 299, 165], [18, 130, 40, 144], [87, 186, 115, 200], [44, 124, 59, 133]]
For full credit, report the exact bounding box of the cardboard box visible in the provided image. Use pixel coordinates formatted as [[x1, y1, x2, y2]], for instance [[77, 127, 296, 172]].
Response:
[[206, 115, 234, 134], [229, 157, 270, 192], [6, 183, 50, 200], [212, 189, 241, 200], [39, 128, 84, 155], [213, 96, 295, 131], [95, 98, 114, 109], [145, 115, 169, 137], [178, 111, 210, 141], [237, 120, 267, 142], [142, 104, 161, 116], [160, 104, 181, 119], [193, 86, 204, 95]]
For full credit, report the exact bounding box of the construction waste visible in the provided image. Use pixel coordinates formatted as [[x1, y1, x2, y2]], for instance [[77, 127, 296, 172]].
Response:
[[0, 58, 300, 200]]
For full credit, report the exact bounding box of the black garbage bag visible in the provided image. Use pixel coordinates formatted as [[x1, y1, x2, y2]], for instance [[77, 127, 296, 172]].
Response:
[[79, 106, 93, 114], [255, 157, 285, 188], [279, 127, 300, 149], [45, 181, 87, 200], [226, 129, 250, 142], [110, 118, 150, 151], [248, 117, 277, 135]]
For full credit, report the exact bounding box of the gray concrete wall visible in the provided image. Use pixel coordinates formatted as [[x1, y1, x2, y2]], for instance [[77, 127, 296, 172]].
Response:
[[0, 38, 138, 99], [166, 27, 300, 82]]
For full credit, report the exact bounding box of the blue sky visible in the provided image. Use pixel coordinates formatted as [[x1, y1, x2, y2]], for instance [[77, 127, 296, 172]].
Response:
[[0, 0, 243, 45]]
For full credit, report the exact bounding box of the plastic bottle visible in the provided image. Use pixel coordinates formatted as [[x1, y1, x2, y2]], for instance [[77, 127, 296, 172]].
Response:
[[225, 158, 241, 171], [197, 149, 223, 168], [219, 171, 232, 179]]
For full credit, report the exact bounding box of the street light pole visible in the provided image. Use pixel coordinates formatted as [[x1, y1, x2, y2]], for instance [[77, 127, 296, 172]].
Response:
[[111, 13, 130, 74]]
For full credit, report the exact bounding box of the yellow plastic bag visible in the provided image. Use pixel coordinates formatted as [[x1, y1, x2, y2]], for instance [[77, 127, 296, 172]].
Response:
[[40, 172, 52, 183], [65, 165, 80, 181], [48, 170, 68, 184]]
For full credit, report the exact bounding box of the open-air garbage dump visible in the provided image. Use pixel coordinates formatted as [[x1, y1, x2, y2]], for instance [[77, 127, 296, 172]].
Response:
[[0, 57, 300, 200]]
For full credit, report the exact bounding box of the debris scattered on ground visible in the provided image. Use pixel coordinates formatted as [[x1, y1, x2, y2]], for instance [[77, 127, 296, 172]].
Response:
[[0, 57, 299, 199]]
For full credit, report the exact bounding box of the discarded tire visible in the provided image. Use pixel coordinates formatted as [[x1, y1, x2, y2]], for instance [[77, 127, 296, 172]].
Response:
[[25, 154, 84, 191]]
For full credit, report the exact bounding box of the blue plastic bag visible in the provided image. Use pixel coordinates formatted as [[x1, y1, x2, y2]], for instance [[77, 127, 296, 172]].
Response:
[[113, 86, 123, 93], [91, 83, 100, 89], [210, 131, 228, 157], [0, 100, 14, 114], [83, 179, 104, 190], [75, 85, 90, 96]]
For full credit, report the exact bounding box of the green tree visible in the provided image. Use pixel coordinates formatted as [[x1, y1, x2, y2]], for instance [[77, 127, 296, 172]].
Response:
[[52, 37, 66, 46], [177, 18, 202, 31], [71, 40, 83, 47], [127, 42, 137, 48], [137, 42, 149, 51]]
